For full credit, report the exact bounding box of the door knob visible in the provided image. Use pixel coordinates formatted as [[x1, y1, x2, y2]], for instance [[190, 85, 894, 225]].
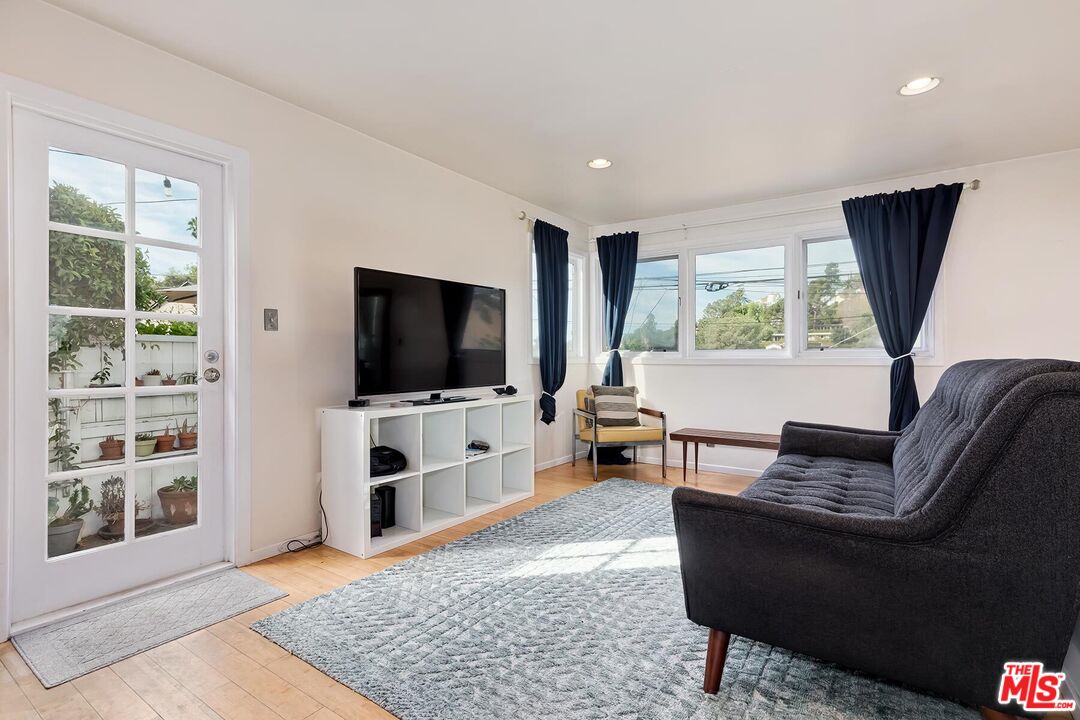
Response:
[[203, 368, 221, 383]]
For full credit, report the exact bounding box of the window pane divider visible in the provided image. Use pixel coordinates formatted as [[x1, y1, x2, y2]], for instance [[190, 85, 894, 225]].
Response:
[[48, 305, 126, 318], [48, 220, 127, 243]]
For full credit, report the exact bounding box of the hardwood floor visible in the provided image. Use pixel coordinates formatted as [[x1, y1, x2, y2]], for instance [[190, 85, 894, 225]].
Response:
[[0, 461, 749, 720]]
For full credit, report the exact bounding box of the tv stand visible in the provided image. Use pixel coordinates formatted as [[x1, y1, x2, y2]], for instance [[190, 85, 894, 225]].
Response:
[[320, 395, 535, 558]]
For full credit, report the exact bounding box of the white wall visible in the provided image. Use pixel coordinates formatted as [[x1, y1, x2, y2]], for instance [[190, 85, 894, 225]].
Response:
[[0, 0, 589, 557], [588, 148, 1080, 473]]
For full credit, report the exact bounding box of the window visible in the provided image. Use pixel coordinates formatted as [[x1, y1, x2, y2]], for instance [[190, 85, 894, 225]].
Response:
[[803, 236, 930, 353], [694, 245, 785, 351], [615, 256, 679, 352], [531, 251, 584, 360], [804, 238, 881, 350]]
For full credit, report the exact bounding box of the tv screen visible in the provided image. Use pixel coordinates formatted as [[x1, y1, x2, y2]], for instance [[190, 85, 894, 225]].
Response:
[[354, 267, 506, 396]]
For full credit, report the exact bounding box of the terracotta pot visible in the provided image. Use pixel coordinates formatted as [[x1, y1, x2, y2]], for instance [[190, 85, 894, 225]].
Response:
[[135, 378, 144, 387], [155, 434, 176, 453], [162, 378, 177, 386], [99, 438, 125, 460], [47, 518, 83, 557], [157, 488, 197, 525], [108, 512, 125, 534], [178, 432, 198, 450]]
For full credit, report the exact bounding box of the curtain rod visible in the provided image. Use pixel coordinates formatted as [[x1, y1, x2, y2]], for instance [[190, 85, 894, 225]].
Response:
[[577, 178, 981, 239], [520, 179, 980, 236]]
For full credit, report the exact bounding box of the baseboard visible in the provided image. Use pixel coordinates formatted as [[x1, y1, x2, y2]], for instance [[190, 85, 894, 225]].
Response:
[[241, 530, 322, 565], [534, 450, 588, 472], [633, 453, 762, 478]]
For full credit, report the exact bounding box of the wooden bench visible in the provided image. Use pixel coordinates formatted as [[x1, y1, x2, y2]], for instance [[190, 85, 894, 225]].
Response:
[[669, 428, 781, 483]]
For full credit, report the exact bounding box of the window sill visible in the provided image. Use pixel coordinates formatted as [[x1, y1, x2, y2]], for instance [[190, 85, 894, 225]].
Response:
[[589, 352, 942, 368]]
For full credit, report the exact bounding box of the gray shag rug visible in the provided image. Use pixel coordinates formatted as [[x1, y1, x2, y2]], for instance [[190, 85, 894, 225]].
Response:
[[14, 568, 285, 687], [252, 479, 978, 719]]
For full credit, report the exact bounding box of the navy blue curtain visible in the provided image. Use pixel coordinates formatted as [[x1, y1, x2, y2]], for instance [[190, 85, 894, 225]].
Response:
[[533, 220, 569, 425], [597, 232, 639, 385], [842, 183, 963, 430]]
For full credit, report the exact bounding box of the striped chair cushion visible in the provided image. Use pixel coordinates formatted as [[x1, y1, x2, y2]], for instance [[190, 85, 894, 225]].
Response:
[[589, 385, 640, 427]]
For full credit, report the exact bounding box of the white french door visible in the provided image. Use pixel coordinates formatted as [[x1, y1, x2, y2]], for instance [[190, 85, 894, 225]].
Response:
[[11, 108, 226, 623]]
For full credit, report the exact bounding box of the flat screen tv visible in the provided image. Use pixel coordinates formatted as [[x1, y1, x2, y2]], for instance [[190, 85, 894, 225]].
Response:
[[353, 267, 506, 397]]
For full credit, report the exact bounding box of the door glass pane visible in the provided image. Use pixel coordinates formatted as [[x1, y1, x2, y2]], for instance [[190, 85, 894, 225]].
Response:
[[49, 315, 126, 389], [49, 396, 126, 472], [805, 238, 884, 350], [47, 473, 126, 558], [135, 322, 198, 390], [135, 169, 198, 245], [49, 231, 125, 309], [135, 393, 198, 461], [136, 244, 198, 315], [49, 149, 126, 232], [695, 246, 786, 351], [135, 461, 198, 537]]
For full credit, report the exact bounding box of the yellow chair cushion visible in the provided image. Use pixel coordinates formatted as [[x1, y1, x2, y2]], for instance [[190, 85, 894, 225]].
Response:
[[580, 425, 664, 444]]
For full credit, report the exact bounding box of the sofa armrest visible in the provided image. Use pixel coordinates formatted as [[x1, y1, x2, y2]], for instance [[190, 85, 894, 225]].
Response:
[[778, 421, 899, 463], [638, 407, 664, 419]]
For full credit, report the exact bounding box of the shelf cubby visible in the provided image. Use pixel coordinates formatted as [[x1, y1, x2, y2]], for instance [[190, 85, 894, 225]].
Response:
[[501, 400, 532, 449], [372, 413, 421, 475], [466, 454, 501, 514], [369, 474, 422, 554], [422, 408, 464, 470], [466, 403, 501, 454], [502, 445, 533, 502], [422, 463, 465, 529]]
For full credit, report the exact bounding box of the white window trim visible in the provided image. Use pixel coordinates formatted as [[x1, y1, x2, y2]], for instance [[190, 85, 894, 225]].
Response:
[[589, 221, 943, 367], [529, 247, 587, 365]]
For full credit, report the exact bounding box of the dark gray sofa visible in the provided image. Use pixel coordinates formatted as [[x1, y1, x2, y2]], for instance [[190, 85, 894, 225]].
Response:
[[671, 359, 1080, 715]]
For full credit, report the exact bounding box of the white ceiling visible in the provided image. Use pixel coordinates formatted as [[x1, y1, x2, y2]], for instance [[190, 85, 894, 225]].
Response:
[[45, 0, 1080, 225]]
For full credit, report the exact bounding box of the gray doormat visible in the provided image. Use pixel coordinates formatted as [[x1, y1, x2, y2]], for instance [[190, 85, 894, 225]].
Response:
[[252, 479, 978, 720], [13, 568, 285, 687]]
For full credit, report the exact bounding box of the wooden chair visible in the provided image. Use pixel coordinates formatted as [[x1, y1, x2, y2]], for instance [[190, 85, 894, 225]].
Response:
[[571, 388, 667, 481]]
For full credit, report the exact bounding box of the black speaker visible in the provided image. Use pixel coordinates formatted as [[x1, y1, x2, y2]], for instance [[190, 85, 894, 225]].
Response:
[[370, 490, 382, 537], [374, 485, 396, 529]]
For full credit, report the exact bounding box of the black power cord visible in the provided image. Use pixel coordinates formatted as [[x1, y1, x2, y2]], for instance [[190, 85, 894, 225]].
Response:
[[285, 490, 328, 553]]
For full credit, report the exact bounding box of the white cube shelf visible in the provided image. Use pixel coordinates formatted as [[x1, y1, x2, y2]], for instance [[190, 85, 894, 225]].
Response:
[[320, 395, 535, 558]]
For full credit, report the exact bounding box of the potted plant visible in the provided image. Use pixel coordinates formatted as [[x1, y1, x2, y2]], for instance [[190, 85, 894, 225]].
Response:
[[177, 419, 198, 450], [47, 481, 94, 557], [155, 422, 177, 453], [162, 373, 177, 386], [96, 475, 126, 537], [177, 371, 198, 385], [135, 432, 157, 457], [158, 474, 197, 525], [98, 434, 125, 460], [142, 369, 162, 386]]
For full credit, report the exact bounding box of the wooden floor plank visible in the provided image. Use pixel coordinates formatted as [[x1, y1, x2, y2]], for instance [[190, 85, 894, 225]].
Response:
[[180, 631, 320, 720], [264, 656, 392, 720], [72, 668, 157, 720], [110, 654, 223, 720]]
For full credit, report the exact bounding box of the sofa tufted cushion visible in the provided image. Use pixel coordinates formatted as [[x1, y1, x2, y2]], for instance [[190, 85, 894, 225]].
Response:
[[740, 454, 896, 517], [892, 358, 1080, 516]]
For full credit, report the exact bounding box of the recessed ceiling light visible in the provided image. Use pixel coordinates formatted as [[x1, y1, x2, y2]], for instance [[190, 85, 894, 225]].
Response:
[[587, 158, 612, 169], [899, 76, 941, 96]]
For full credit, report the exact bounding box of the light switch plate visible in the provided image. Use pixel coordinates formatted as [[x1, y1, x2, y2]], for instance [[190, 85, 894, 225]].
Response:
[[263, 308, 279, 331]]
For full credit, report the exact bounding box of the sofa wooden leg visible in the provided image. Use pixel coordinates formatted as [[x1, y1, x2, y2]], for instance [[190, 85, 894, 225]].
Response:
[[704, 628, 730, 694], [978, 708, 1022, 720]]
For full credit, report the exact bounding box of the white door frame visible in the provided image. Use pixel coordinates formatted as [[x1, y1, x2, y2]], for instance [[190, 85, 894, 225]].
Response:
[[0, 73, 253, 640]]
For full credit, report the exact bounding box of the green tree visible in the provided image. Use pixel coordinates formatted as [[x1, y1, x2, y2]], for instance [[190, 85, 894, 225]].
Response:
[[696, 287, 784, 350], [622, 312, 677, 351]]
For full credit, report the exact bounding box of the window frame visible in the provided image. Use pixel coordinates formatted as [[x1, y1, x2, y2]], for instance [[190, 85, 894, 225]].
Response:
[[592, 249, 685, 360], [530, 248, 587, 365], [589, 221, 941, 367]]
